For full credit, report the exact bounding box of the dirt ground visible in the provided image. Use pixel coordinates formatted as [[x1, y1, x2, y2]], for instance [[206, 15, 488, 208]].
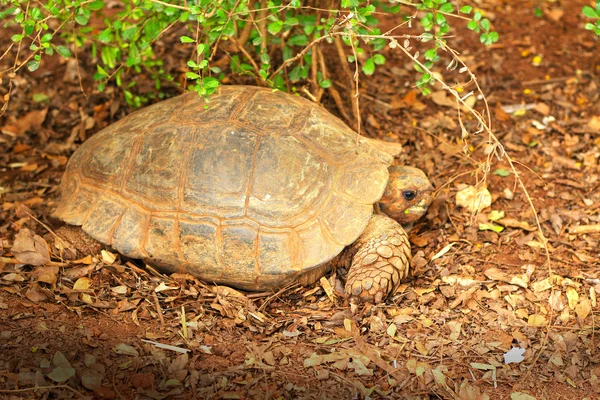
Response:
[[1, 0, 600, 399]]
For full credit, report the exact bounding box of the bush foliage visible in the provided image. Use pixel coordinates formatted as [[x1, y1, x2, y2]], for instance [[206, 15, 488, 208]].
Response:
[[1, 0, 500, 106]]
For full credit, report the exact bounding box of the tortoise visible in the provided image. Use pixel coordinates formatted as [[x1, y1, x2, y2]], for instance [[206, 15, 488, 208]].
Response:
[[54, 85, 434, 303]]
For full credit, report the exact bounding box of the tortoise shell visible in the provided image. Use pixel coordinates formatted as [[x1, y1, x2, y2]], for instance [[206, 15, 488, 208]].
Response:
[[54, 85, 394, 290]]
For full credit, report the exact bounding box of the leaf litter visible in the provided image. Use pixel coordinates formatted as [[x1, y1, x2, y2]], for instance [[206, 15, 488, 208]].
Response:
[[1, 1, 600, 399]]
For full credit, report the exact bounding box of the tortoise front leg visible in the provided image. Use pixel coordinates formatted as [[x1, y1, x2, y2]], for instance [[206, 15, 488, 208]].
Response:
[[345, 214, 411, 303]]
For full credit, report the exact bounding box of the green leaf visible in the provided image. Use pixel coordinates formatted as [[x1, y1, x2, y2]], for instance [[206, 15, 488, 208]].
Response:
[[373, 54, 386, 65], [362, 58, 375, 75], [96, 65, 108, 77], [424, 48, 437, 61], [41, 33, 53, 43], [186, 71, 200, 79], [180, 35, 195, 43], [11, 34, 24, 42], [480, 18, 491, 31], [288, 34, 308, 46], [284, 17, 299, 26], [74, 14, 88, 25], [585, 22, 596, 30], [268, 20, 283, 35], [197, 43, 205, 54], [467, 20, 478, 31], [459, 5, 473, 14], [27, 60, 40, 72], [32, 93, 50, 103], [341, 0, 360, 7], [30, 7, 43, 21], [260, 52, 270, 65], [439, 3, 454, 13], [98, 28, 112, 43], [55, 45, 71, 58], [187, 60, 199, 69], [478, 223, 504, 233], [488, 210, 505, 221], [319, 79, 332, 88], [493, 168, 510, 177], [203, 77, 219, 89], [582, 6, 598, 18], [88, 1, 104, 11], [473, 11, 482, 21]]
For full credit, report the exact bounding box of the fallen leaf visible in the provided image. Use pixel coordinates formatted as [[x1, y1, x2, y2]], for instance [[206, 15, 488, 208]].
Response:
[[503, 347, 526, 364], [566, 287, 579, 310], [430, 91, 455, 107], [431, 242, 456, 261], [47, 367, 75, 383], [575, 298, 591, 320], [510, 392, 536, 400], [488, 210, 505, 221], [479, 223, 504, 233], [73, 277, 92, 291], [527, 314, 547, 327], [2, 108, 48, 135], [81, 369, 104, 390], [11, 229, 50, 266], [456, 186, 492, 213], [32, 265, 59, 285], [101, 250, 117, 264], [497, 218, 537, 231], [588, 116, 600, 132], [114, 343, 139, 356], [26, 284, 48, 303]]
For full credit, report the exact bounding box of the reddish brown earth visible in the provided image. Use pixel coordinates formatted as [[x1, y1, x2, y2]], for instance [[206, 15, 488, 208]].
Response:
[[1, 1, 600, 399]]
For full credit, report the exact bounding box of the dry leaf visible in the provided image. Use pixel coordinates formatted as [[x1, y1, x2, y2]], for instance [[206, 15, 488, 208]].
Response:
[[11, 229, 50, 266], [430, 91, 455, 107], [575, 298, 591, 320], [101, 250, 117, 264], [73, 277, 92, 291], [32, 265, 59, 285], [588, 116, 600, 132], [566, 287, 579, 310], [527, 314, 547, 327], [431, 243, 456, 261], [456, 186, 492, 213]]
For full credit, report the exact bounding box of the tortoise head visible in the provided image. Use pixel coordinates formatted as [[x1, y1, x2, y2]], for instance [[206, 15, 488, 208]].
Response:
[[378, 166, 435, 231]]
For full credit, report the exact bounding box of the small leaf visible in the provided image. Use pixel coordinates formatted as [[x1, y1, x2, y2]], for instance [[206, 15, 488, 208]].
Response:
[[439, 3, 454, 13], [267, 20, 283, 35], [488, 210, 505, 221], [478, 223, 504, 233], [373, 54, 386, 65], [467, 20, 478, 31], [527, 314, 547, 327], [493, 168, 510, 177], [319, 79, 332, 88], [459, 5, 473, 14], [74, 14, 88, 25], [27, 60, 40, 72], [11, 34, 24, 42], [480, 18, 491, 31], [55, 45, 71, 58], [362, 58, 375, 75], [582, 6, 598, 19], [180, 35, 195, 43]]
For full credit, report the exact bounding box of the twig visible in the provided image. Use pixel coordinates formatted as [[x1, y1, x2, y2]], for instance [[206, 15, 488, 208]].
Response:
[[152, 291, 165, 328]]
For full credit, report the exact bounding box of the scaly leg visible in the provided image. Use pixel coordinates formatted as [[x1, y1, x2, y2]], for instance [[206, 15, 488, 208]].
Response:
[[345, 214, 411, 303]]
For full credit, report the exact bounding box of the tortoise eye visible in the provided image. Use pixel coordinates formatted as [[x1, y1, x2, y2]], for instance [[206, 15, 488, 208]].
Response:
[[402, 190, 416, 201]]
